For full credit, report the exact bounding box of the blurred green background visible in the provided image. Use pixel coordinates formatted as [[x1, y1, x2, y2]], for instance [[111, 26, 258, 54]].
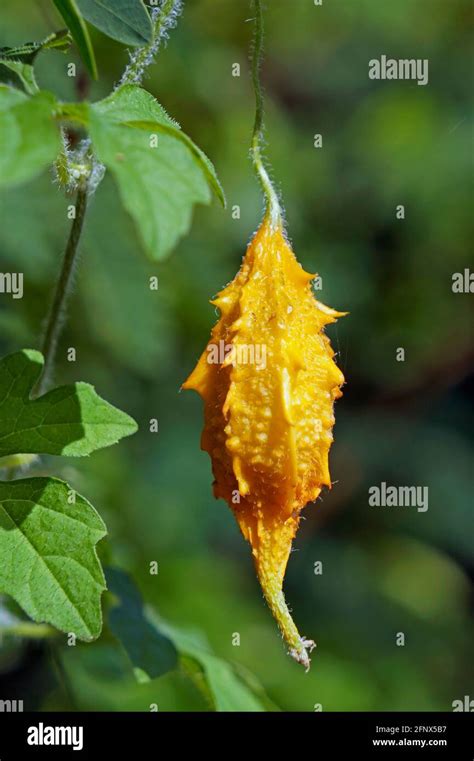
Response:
[[0, 0, 473, 711]]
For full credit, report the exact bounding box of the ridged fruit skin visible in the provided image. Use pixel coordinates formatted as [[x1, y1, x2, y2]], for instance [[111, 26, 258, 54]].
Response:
[[183, 216, 345, 668]]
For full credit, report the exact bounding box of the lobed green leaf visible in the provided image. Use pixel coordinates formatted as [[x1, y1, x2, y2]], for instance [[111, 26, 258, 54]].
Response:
[[0, 349, 137, 458], [0, 477, 106, 640], [88, 85, 225, 260]]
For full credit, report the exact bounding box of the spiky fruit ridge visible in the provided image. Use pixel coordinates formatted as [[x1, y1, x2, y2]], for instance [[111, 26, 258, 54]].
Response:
[[183, 215, 345, 669]]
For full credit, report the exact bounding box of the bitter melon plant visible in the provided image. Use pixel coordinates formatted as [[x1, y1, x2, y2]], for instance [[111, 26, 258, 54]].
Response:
[[0, 0, 223, 644]]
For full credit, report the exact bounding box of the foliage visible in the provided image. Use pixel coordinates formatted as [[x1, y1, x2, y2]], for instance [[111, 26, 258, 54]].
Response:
[[89, 568, 269, 710], [0, 82, 223, 257], [0, 30, 71, 93], [0, 478, 106, 640], [0, 350, 136, 457], [88, 85, 225, 259], [75, 0, 152, 47], [0, 89, 61, 187], [0, 0, 224, 659], [0, 350, 135, 637], [107, 567, 178, 682]]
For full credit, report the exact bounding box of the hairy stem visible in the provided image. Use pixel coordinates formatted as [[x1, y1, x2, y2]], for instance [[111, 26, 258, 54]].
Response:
[[251, 0, 282, 228], [119, 0, 183, 87], [37, 186, 88, 396]]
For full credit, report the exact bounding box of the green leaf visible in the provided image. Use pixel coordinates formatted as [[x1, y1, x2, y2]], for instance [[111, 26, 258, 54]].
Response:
[[88, 85, 225, 260], [0, 87, 60, 188], [0, 349, 137, 458], [0, 477, 106, 640], [151, 614, 266, 711], [101, 569, 266, 711], [0, 85, 29, 109], [185, 652, 265, 712], [0, 62, 39, 96], [80, 177, 175, 376], [75, 0, 153, 46], [0, 31, 71, 65], [107, 570, 264, 708], [53, 0, 98, 79], [106, 568, 178, 681], [0, 31, 72, 95]]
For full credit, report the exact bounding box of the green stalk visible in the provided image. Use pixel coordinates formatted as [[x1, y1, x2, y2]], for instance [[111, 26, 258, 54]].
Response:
[[119, 0, 183, 87], [251, 0, 282, 228], [37, 185, 88, 397]]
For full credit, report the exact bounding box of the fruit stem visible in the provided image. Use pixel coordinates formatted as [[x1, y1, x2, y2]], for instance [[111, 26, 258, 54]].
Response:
[[250, 0, 282, 229]]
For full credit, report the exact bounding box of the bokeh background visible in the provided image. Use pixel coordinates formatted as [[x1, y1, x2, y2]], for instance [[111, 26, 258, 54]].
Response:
[[0, 0, 472, 711]]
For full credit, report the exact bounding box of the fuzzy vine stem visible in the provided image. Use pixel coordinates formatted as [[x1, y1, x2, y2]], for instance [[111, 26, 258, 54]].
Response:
[[37, 184, 88, 397], [119, 0, 183, 88], [251, 0, 282, 228]]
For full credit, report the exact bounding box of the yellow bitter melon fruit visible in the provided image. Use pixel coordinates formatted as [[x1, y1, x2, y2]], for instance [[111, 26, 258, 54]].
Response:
[[183, 213, 345, 669]]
